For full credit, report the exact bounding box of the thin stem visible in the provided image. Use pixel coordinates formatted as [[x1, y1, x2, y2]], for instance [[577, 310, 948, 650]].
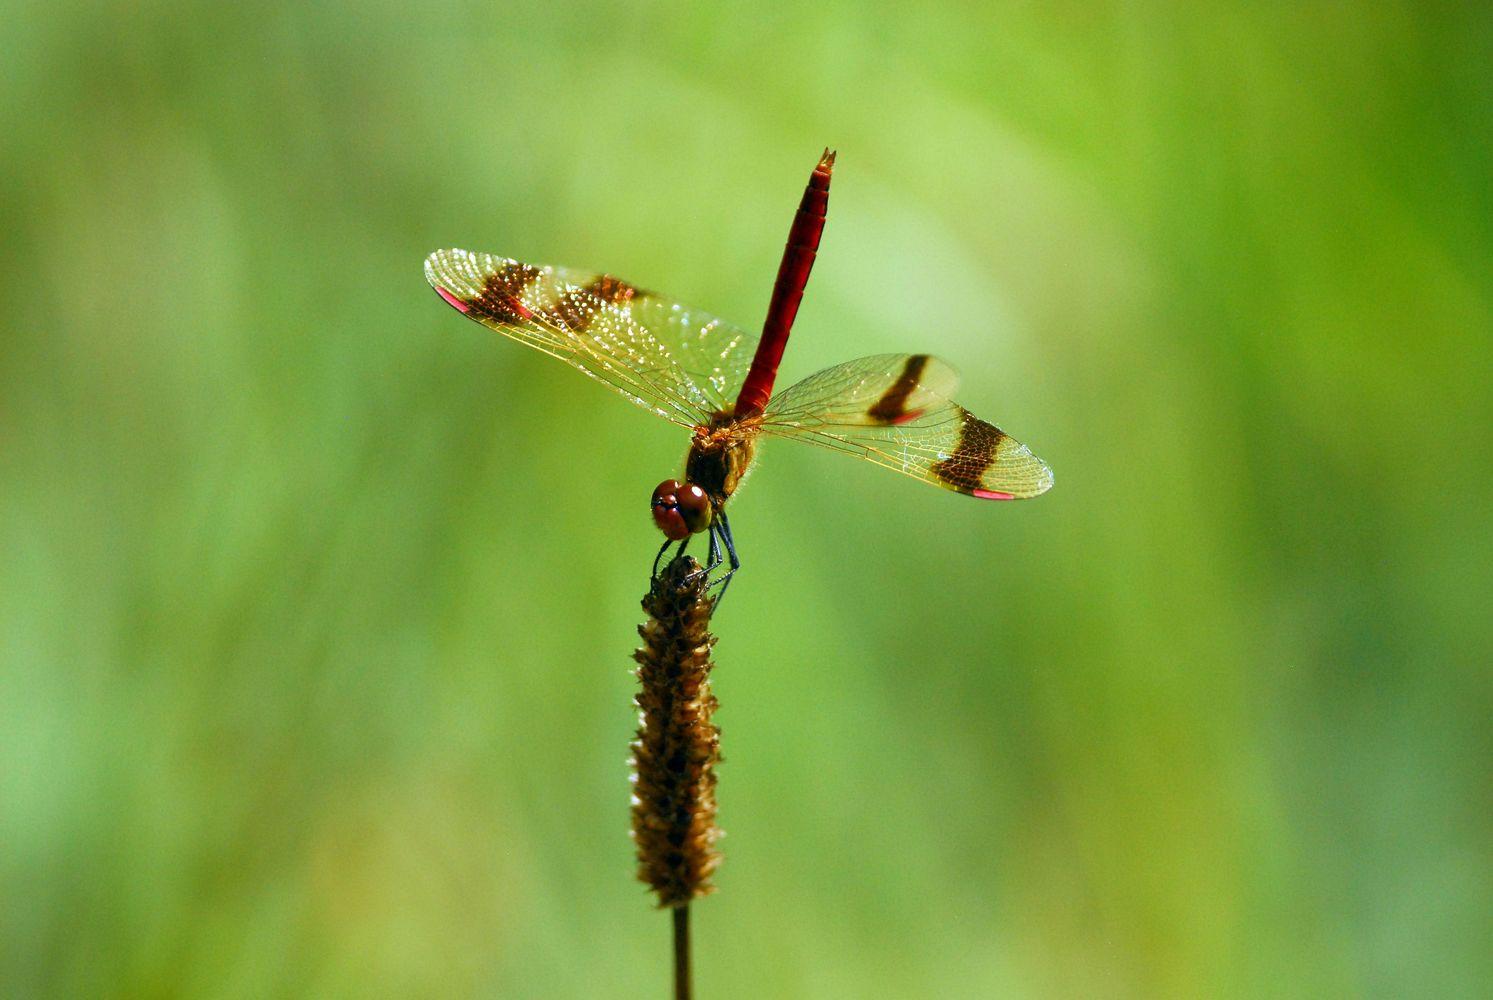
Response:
[[672, 904, 691, 1000]]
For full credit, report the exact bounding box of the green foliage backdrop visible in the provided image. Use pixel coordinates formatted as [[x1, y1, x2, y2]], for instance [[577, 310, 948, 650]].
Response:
[[3, 2, 1489, 996]]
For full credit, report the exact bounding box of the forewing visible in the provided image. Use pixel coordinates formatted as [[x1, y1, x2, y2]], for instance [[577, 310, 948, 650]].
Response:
[[625, 286, 757, 412], [425, 249, 756, 427], [762, 354, 1054, 499]]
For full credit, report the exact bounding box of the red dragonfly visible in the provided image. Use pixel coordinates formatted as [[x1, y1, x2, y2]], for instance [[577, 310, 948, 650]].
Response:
[[425, 150, 1052, 592]]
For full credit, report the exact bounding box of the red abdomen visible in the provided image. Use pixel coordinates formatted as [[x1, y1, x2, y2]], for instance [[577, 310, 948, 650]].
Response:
[[733, 149, 836, 418]]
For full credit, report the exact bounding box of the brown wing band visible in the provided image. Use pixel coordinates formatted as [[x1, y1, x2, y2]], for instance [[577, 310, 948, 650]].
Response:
[[866, 354, 930, 424], [583, 274, 642, 305], [468, 266, 644, 330], [469, 262, 541, 323], [930, 408, 1006, 492]]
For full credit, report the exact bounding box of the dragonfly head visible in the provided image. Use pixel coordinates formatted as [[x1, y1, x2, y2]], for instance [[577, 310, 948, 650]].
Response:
[[651, 479, 712, 540]]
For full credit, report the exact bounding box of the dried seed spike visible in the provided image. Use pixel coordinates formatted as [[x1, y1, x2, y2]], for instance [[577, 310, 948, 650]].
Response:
[[630, 556, 722, 907]]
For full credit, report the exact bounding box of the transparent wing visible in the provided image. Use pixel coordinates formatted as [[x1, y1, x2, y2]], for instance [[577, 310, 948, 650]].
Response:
[[762, 354, 1054, 499], [425, 249, 757, 427]]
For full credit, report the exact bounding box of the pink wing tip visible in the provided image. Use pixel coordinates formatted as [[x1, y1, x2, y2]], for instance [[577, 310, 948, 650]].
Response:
[[972, 489, 1016, 501], [435, 286, 470, 313]]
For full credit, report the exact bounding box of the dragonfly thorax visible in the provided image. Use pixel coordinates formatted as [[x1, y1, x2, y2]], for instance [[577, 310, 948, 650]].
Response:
[[685, 412, 760, 507]]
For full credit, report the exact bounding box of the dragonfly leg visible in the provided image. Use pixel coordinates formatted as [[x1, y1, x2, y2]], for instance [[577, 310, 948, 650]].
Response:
[[707, 523, 723, 571], [719, 512, 741, 572], [652, 537, 674, 578], [709, 512, 742, 604], [653, 536, 690, 579], [684, 523, 724, 586]]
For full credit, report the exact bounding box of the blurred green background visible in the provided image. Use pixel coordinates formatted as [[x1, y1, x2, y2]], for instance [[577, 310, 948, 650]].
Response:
[[3, 2, 1490, 997]]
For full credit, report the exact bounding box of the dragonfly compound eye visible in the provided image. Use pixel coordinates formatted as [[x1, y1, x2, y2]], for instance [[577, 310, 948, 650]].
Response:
[[676, 483, 712, 534], [651, 480, 712, 539], [651, 480, 689, 540]]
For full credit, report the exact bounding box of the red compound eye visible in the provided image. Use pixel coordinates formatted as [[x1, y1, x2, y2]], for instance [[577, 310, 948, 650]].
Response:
[[675, 483, 712, 534], [651, 480, 712, 539], [651, 480, 690, 540]]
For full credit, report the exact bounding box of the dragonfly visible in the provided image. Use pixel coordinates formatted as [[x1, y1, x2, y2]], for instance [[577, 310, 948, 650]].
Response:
[[425, 150, 1053, 596]]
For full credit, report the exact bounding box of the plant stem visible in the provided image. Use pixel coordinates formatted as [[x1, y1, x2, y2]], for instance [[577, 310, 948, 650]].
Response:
[[673, 904, 691, 1000]]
